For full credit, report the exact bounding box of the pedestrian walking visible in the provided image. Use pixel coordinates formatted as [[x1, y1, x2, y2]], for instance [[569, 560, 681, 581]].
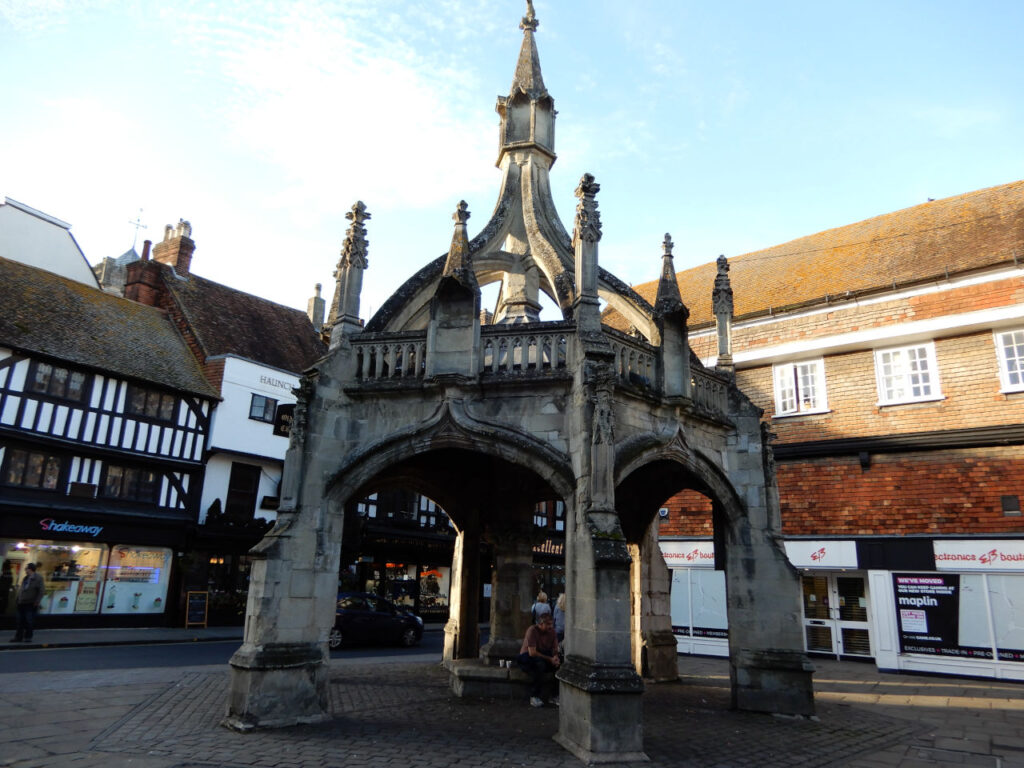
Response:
[[11, 563, 45, 643]]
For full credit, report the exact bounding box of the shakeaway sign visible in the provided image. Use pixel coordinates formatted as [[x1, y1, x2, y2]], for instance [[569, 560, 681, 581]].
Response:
[[893, 574, 992, 660]]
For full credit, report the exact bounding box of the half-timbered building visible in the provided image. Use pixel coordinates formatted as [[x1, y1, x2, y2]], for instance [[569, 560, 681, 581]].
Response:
[[0, 256, 219, 627]]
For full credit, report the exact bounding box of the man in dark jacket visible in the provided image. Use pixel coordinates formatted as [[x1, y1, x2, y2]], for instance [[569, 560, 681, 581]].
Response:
[[516, 612, 560, 707], [12, 563, 45, 642]]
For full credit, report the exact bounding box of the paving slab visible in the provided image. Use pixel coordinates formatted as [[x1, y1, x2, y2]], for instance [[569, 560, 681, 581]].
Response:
[[0, 655, 1022, 767]]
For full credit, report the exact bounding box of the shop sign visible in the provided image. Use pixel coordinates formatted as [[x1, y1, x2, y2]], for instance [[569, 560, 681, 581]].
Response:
[[933, 540, 1024, 571], [784, 540, 857, 569], [39, 518, 103, 538], [273, 404, 294, 437], [893, 573, 992, 660], [258, 374, 294, 392], [659, 540, 715, 567]]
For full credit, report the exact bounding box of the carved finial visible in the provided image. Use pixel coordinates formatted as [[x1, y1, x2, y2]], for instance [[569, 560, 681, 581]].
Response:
[[520, 0, 538, 32], [573, 173, 602, 246], [654, 232, 685, 318], [442, 201, 478, 290], [712, 254, 734, 317], [339, 201, 371, 270]]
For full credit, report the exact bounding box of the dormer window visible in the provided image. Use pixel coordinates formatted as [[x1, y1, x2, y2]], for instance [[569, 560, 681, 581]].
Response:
[[27, 362, 90, 403], [126, 384, 178, 422]]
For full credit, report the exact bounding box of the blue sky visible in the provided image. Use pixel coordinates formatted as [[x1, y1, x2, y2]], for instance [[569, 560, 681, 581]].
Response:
[[2, 0, 1022, 319]]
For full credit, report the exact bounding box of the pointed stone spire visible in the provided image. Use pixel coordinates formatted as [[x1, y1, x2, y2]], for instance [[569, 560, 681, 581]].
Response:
[[653, 233, 685, 317], [329, 201, 370, 346], [512, 1, 547, 99], [441, 200, 478, 291], [496, 1, 555, 163], [713, 254, 734, 372]]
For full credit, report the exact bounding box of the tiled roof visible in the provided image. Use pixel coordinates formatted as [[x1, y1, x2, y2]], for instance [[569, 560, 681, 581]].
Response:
[[0, 257, 219, 398], [161, 269, 327, 374], [621, 179, 1024, 329]]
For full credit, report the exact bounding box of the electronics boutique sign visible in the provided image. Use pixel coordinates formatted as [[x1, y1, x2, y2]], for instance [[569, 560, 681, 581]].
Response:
[[933, 540, 1024, 571]]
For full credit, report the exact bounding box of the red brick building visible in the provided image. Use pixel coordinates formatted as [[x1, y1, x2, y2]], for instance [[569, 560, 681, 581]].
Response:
[[636, 179, 1024, 679]]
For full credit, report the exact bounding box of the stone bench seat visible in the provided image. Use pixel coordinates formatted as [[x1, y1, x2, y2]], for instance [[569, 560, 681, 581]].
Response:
[[447, 658, 552, 699]]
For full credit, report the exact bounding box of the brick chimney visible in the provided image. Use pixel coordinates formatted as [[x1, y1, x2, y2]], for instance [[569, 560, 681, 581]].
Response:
[[124, 239, 165, 306], [151, 219, 195, 276], [307, 283, 325, 332]]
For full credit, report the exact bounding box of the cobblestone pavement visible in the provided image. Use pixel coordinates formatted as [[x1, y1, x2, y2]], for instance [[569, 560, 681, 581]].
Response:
[[1, 655, 1022, 768]]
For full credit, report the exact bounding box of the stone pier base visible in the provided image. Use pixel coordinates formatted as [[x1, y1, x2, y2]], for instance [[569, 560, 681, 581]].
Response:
[[730, 648, 815, 716], [554, 656, 648, 764], [223, 643, 331, 731]]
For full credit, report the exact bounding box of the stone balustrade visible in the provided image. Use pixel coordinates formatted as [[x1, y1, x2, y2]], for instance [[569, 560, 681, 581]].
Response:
[[606, 327, 656, 387], [691, 367, 729, 416], [353, 331, 428, 381], [480, 322, 574, 375]]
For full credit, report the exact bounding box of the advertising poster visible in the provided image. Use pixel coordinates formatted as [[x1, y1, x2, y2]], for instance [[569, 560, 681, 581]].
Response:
[[893, 573, 992, 659]]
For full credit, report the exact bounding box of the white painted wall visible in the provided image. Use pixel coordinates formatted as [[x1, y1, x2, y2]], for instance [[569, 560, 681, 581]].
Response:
[[200, 453, 282, 523], [208, 356, 296, 456], [200, 356, 299, 523], [0, 199, 100, 286]]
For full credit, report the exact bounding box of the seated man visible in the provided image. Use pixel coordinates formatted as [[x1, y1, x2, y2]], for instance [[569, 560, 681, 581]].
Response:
[[516, 611, 560, 707]]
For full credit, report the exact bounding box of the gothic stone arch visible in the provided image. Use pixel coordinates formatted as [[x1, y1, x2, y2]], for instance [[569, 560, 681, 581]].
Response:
[[223, 228, 814, 762]]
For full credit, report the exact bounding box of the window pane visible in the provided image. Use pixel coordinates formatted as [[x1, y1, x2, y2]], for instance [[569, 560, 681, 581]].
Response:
[[104, 466, 124, 497], [1001, 331, 1024, 387], [5, 449, 27, 484], [24, 453, 44, 486], [128, 387, 147, 415], [67, 371, 87, 401], [249, 395, 266, 420], [144, 391, 161, 418], [158, 395, 176, 421], [30, 364, 51, 393], [797, 363, 819, 410], [42, 457, 61, 490], [775, 365, 797, 413], [49, 366, 69, 397]]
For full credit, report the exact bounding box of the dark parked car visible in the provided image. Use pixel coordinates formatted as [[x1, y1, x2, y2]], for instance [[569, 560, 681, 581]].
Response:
[[329, 592, 424, 649]]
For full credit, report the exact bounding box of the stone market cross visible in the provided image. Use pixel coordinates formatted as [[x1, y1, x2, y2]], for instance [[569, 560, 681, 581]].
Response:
[[225, 5, 813, 762]]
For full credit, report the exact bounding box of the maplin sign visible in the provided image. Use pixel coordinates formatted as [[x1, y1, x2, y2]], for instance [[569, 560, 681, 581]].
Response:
[[39, 518, 104, 538]]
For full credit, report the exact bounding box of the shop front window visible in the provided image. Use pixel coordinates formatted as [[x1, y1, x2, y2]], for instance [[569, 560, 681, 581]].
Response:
[[418, 565, 449, 619], [0, 540, 108, 616], [101, 545, 173, 614]]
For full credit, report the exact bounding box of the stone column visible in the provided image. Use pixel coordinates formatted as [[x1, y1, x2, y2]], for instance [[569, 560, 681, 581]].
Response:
[[629, 521, 678, 682], [724, 413, 814, 715], [443, 517, 481, 663], [479, 526, 534, 664], [555, 174, 647, 763]]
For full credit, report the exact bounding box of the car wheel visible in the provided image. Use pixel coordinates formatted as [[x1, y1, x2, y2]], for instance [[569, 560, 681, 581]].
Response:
[[328, 628, 343, 649], [399, 628, 419, 647]]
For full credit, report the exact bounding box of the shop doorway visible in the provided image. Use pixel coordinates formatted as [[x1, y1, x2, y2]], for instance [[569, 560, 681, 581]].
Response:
[[801, 573, 872, 658]]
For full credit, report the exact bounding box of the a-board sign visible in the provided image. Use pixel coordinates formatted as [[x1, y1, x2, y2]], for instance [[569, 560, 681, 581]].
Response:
[[185, 590, 208, 628]]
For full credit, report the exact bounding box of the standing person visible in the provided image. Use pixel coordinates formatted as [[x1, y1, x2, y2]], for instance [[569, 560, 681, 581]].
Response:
[[553, 593, 566, 645], [530, 590, 551, 624], [516, 611, 560, 707], [11, 563, 45, 642]]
